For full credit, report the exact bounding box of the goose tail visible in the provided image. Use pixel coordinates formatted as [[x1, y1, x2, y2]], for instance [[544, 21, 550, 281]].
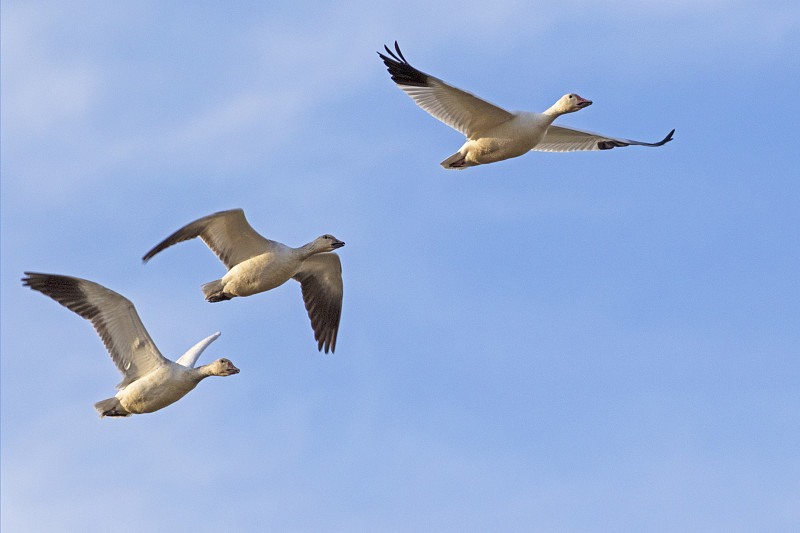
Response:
[[201, 279, 231, 302], [94, 397, 131, 418], [440, 151, 470, 170]]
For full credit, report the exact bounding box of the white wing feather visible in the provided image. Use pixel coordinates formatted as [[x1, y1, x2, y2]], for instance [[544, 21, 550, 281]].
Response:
[[175, 332, 221, 368]]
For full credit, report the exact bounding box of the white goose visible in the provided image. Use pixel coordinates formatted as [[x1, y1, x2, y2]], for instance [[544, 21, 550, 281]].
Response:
[[143, 208, 345, 354], [378, 42, 674, 169], [22, 272, 239, 418]]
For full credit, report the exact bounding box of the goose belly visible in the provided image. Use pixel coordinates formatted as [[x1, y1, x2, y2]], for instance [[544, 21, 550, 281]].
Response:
[[118, 370, 197, 414], [466, 137, 538, 164], [222, 253, 298, 297], [468, 119, 548, 164]]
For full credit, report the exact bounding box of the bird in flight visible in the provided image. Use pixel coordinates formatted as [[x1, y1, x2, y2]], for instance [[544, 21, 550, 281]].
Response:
[[378, 42, 674, 169], [143, 209, 345, 354], [23, 272, 239, 417]]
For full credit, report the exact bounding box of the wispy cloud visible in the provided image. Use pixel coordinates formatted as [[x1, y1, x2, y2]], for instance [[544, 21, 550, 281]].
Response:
[[4, 2, 800, 532]]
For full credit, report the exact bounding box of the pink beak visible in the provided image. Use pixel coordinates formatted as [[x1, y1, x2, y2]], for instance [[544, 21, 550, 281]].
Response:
[[576, 96, 592, 108]]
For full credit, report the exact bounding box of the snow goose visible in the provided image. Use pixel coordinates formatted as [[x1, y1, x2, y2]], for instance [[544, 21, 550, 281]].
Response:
[[22, 272, 239, 418], [378, 42, 675, 169], [142, 208, 345, 354]]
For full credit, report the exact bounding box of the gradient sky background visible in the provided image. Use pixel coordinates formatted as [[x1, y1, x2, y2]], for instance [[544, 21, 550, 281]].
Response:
[[3, 1, 800, 531]]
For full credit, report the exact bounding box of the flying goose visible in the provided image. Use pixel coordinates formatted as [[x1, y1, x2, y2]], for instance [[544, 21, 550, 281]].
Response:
[[378, 42, 674, 169], [142, 208, 345, 354], [22, 272, 239, 418]]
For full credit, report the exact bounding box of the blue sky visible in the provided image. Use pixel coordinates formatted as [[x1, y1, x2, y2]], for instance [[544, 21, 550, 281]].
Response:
[[2, 1, 800, 531]]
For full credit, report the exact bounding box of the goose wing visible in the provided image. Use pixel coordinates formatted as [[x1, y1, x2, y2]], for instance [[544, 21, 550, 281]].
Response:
[[292, 253, 343, 354], [23, 272, 168, 389], [175, 332, 221, 368], [143, 209, 276, 269], [534, 126, 675, 152], [378, 42, 514, 139]]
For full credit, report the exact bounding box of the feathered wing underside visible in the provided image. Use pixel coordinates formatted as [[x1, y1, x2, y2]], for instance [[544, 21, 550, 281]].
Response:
[[378, 42, 514, 139], [534, 125, 675, 152], [175, 332, 221, 368], [142, 208, 276, 270], [22, 273, 168, 389], [292, 253, 343, 354]]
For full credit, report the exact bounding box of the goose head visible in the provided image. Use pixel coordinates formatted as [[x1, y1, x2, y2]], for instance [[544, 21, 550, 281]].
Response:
[[314, 234, 346, 253], [209, 358, 240, 376], [547, 93, 592, 115]]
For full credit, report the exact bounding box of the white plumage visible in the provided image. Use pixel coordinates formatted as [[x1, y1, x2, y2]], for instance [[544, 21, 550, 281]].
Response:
[[143, 208, 345, 353], [379, 42, 674, 169], [22, 273, 239, 418]]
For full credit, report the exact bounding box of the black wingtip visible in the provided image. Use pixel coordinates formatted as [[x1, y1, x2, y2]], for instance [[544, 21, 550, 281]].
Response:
[[21, 271, 49, 288], [377, 41, 430, 88], [21, 272, 87, 305], [141, 243, 160, 264], [378, 41, 405, 62], [316, 333, 335, 354], [378, 45, 397, 64], [653, 129, 675, 147], [393, 41, 406, 62]]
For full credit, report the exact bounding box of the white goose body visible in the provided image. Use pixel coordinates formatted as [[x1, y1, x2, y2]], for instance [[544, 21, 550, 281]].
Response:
[[221, 244, 306, 297], [116, 357, 217, 414], [22, 273, 239, 418], [378, 42, 674, 169], [455, 111, 556, 166], [143, 208, 345, 353]]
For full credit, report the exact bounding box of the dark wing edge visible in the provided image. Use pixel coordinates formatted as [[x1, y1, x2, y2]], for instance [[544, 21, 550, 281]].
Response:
[[22, 272, 165, 387], [23, 272, 145, 368], [598, 129, 675, 150], [377, 41, 430, 88], [142, 209, 237, 263], [293, 271, 342, 354], [141, 208, 247, 267], [22, 272, 106, 322]]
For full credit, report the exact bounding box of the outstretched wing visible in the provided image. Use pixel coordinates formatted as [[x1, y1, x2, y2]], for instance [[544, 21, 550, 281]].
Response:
[[534, 126, 675, 152], [143, 209, 276, 269], [22, 272, 168, 389], [292, 253, 343, 354], [175, 332, 221, 368], [378, 42, 514, 139]]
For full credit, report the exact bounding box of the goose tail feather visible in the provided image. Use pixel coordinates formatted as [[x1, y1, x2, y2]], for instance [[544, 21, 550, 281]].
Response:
[[94, 397, 131, 418]]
